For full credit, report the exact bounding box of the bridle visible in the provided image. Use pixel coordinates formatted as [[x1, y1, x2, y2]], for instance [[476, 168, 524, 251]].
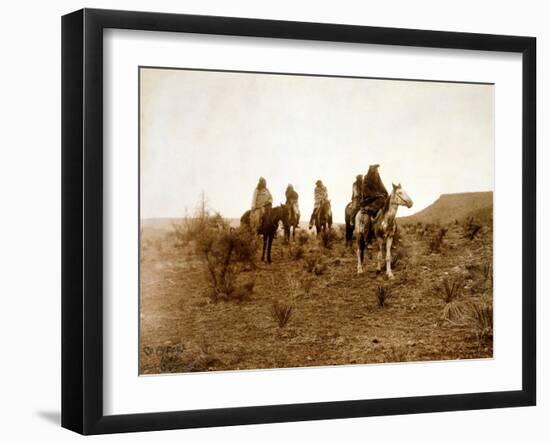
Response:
[[390, 189, 409, 207]]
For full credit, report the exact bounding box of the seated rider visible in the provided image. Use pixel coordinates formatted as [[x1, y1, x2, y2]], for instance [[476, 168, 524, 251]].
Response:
[[285, 184, 299, 221], [361, 164, 388, 219], [250, 177, 273, 232], [349, 174, 363, 226], [309, 179, 329, 229]]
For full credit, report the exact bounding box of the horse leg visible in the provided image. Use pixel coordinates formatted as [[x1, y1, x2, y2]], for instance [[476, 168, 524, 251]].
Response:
[[385, 235, 394, 279], [357, 235, 365, 274], [262, 235, 267, 262], [345, 222, 353, 248], [267, 234, 273, 264], [376, 237, 384, 274]]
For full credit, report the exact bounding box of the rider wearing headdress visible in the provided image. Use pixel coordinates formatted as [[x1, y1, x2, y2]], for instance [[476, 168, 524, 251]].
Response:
[[285, 184, 299, 222], [250, 177, 273, 231], [362, 164, 388, 218], [309, 179, 329, 229]]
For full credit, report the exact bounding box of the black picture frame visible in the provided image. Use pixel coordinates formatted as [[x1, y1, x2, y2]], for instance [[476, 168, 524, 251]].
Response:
[[62, 8, 536, 435]]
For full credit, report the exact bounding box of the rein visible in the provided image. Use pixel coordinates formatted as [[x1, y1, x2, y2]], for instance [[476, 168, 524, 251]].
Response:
[[390, 190, 408, 207]]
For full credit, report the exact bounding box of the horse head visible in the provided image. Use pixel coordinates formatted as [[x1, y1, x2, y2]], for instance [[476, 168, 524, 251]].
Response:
[[391, 183, 413, 208]]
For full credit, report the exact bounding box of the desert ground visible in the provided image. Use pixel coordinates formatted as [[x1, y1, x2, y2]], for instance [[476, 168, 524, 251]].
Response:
[[139, 192, 493, 374]]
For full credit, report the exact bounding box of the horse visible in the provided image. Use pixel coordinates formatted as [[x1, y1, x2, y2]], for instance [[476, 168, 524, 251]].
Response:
[[284, 201, 300, 243], [241, 204, 290, 264], [314, 199, 332, 234], [344, 202, 355, 248], [355, 183, 413, 278]]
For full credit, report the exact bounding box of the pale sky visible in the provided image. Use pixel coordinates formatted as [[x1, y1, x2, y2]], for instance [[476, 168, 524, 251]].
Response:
[[140, 67, 494, 222]]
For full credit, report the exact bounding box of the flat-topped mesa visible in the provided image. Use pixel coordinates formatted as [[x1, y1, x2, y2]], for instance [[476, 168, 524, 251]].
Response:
[[399, 191, 493, 225]]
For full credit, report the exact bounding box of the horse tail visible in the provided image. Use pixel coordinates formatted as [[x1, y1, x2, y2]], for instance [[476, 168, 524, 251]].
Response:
[[345, 221, 354, 243]]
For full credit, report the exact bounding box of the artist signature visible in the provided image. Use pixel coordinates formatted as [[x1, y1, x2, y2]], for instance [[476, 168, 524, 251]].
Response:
[[143, 344, 186, 356]]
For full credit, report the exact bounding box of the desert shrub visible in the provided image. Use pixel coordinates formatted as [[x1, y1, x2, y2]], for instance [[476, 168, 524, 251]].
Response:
[[467, 262, 493, 293], [229, 278, 256, 302], [469, 300, 493, 344], [428, 227, 448, 254], [270, 302, 293, 328], [313, 259, 328, 276], [336, 224, 347, 241], [402, 223, 414, 235], [296, 230, 310, 246], [438, 277, 467, 323], [463, 217, 482, 240], [176, 201, 259, 302], [416, 223, 427, 240], [304, 253, 320, 273], [172, 203, 227, 249], [290, 244, 305, 260], [390, 250, 402, 270], [375, 285, 393, 307], [479, 262, 493, 288], [319, 229, 337, 249]]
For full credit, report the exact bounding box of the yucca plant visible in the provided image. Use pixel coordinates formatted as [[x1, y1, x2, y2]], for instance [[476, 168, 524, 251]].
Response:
[[480, 262, 493, 289], [270, 302, 293, 328], [439, 277, 466, 323], [470, 300, 493, 344], [376, 285, 393, 307]]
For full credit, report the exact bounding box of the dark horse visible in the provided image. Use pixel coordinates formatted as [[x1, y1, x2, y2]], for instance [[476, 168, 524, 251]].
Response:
[[240, 204, 290, 264], [344, 202, 355, 248], [314, 199, 332, 234], [284, 201, 300, 243]]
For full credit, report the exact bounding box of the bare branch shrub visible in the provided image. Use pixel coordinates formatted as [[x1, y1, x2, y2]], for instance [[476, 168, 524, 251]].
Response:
[[174, 198, 259, 302]]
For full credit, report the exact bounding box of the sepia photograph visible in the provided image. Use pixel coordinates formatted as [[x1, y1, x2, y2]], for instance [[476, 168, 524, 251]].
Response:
[[139, 67, 494, 375]]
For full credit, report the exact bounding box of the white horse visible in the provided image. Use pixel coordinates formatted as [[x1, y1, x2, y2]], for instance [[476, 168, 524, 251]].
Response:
[[355, 183, 413, 278]]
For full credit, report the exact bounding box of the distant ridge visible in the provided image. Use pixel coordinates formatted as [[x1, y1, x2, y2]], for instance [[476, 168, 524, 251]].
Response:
[[398, 191, 493, 224]]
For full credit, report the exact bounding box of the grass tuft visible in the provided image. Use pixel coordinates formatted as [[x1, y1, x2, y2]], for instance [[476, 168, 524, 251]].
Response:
[[376, 285, 393, 307], [270, 302, 293, 328]]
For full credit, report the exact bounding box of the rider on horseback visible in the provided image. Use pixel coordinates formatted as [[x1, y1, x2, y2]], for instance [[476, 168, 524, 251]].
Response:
[[285, 184, 299, 223], [251, 177, 273, 232], [361, 164, 388, 219], [309, 179, 329, 229], [349, 174, 363, 227]]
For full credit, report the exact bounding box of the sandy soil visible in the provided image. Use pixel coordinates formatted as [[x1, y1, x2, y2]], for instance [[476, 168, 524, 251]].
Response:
[[139, 219, 493, 374]]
